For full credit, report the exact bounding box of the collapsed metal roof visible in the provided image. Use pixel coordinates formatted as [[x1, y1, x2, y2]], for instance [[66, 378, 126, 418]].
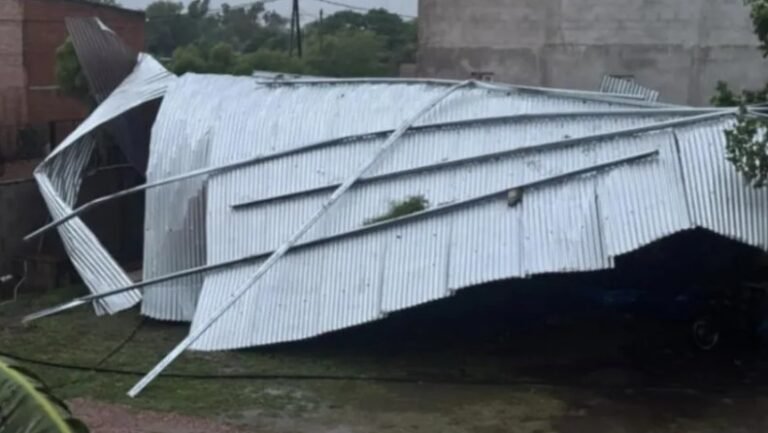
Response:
[[600, 75, 661, 103], [25, 52, 768, 395]]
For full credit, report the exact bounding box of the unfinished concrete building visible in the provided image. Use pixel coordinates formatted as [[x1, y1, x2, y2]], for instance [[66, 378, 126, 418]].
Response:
[[417, 0, 768, 105]]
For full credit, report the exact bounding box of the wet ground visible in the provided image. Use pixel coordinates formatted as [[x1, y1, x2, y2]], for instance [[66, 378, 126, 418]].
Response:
[[3, 279, 768, 432]]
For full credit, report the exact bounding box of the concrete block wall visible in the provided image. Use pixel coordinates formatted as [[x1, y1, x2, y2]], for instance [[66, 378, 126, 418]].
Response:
[[418, 0, 768, 105]]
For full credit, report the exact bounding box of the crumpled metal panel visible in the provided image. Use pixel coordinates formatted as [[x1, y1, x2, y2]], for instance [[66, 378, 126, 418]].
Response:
[[600, 75, 661, 103], [183, 91, 716, 350], [141, 76, 655, 322], [140, 76, 255, 321], [212, 115, 688, 266], [66, 17, 157, 173], [42, 65, 764, 355], [189, 149, 661, 350], [34, 54, 175, 314], [676, 119, 768, 249], [596, 132, 692, 256]]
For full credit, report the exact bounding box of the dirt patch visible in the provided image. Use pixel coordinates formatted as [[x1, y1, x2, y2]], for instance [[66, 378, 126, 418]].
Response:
[[69, 398, 249, 433]]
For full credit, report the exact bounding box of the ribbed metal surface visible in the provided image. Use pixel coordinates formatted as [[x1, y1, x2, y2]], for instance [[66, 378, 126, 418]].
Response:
[[39, 68, 767, 354], [66, 17, 158, 173], [190, 124, 700, 350], [141, 75, 254, 321], [211, 115, 687, 264], [34, 55, 175, 315], [600, 75, 660, 103], [140, 75, 657, 322], [65, 17, 137, 103], [676, 118, 768, 250]]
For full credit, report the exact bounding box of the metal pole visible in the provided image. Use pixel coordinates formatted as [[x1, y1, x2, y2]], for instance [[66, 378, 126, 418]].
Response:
[[289, 0, 296, 57], [126, 81, 472, 397], [319, 9, 324, 49], [296, 0, 303, 58], [24, 148, 658, 324], [22, 109, 729, 242]]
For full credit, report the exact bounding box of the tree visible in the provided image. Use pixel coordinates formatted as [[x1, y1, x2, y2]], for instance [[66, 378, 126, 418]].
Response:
[[304, 30, 388, 77], [55, 38, 90, 102], [145, 3, 416, 78], [304, 9, 417, 73], [170, 44, 208, 74], [713, 0, 768, 187], [145, 1, 187, 57], [207, 42, 237, 73], [232, 49, 305, 75]]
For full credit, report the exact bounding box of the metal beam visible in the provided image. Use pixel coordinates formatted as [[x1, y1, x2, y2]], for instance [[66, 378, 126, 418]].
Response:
[[23, 149, 658, 324], [126, 81, 474, 397], [253, 76, 663, 106], [231, 110, 731, 210], [23, 108, 720, 242]]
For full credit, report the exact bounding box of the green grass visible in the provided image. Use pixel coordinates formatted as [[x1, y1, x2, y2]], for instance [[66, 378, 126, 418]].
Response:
[[0, 283, 557, 418], [0, 286, 353, 416], [1, 285, 764, 433]]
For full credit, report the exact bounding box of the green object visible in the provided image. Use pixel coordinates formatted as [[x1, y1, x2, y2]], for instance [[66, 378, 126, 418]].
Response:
[[0, 358, 89, 433], [365, 196, 429, 225]]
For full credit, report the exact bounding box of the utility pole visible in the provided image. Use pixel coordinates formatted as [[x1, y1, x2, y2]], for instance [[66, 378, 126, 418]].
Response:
[[289, 0, 303, 57], [289, 0, 295, 57], [319, 8, 324, 49]]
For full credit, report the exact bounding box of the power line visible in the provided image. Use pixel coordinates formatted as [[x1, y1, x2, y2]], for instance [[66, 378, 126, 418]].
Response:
[[0, 349, 746, 395], [308, 0, 416, 19]]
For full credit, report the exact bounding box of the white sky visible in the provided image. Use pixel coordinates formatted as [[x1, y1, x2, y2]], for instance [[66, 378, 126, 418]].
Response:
[[118, 0, 417, 20]]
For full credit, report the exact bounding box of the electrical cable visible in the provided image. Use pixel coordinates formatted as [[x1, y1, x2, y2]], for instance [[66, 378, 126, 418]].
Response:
[[47, 318, 147, 391], [0, 348, 760, 395], [307, 0, 416, 18]]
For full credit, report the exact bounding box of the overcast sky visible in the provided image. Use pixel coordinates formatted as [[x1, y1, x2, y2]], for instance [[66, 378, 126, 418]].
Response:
[[119, 0, 417, 20]]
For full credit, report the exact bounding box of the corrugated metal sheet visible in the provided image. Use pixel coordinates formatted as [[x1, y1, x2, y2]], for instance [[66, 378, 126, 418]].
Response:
[[600, 75, 661, 103], [188, 124, 704, 351], [34, 54, 175, 314], [32, 61, 768, 374], [65, 17, 137, 103], [129, 75, 761, 353], [140, 74, 672, 322], [66, 17, 158, 173], [676, 118, 768, 249]]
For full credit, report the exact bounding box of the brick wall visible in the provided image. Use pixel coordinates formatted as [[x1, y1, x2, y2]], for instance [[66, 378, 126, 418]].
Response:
[[0, 0, 26, 128], [23, 0, 145, 125]]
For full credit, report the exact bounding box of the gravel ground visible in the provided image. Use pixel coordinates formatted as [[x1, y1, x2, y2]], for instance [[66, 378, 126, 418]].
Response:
[[69, 399, 250, 433]]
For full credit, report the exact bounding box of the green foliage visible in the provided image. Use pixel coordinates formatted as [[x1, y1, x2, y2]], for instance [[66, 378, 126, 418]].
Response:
[[711, 81, 768, 107], [713, 1, 768, 187], [0, 357, 89, 432], [725, 107, 768, 187], [305, 30, 389, 77], [55, 38, 90, 102], [145, 2, 416, 78], [746, 0, 768, 56], [170, 44, 208, 74], [365, 196, 430, 225], [232, 49, 305, 75], [208, 42, 237, 73], [145, 1, 202, 57], [305, 8, 418, 72]]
